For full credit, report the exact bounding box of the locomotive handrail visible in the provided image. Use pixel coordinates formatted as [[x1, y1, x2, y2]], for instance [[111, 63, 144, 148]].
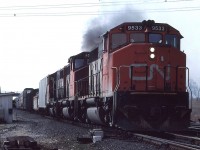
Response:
[[75, 72, 101, 97], [74, 80, 79, 97], [75, 78, 88, 97], [177, 67, 190, 89], [88, 72, 101, 96], [163, 66, 190, 92], [164, 66, 191, 108], [114, 65, 190, 95], [118, 65, 130, 92], [111, 67, 118, 92], [178, 66, 192, 108], [113, 65, 131, 92], [163, 65, 176, 91], [113, 65, 149, 92]]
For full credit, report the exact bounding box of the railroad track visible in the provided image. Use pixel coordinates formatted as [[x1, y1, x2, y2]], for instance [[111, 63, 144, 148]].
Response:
[[97, 128, 200, 150], [185, 123, 200, 137], [165, 132, 200, 145], [132, 133, 200, 150], [44, 115, 200, 149], [22, 111, 200, 150]]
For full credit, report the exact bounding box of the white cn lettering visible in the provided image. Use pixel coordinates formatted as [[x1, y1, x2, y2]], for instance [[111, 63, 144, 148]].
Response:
[[129, 64, 170, 81]]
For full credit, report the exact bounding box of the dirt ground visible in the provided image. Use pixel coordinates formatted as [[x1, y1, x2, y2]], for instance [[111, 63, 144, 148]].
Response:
[[0, 109, 158, 150]]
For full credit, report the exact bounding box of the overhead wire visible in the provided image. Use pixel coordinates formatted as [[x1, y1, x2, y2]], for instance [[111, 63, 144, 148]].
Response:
[[0, 0, 199, 17], [0, 0, 198, 10], [4, 6, 198, 17], [0, 1, 144, 10]]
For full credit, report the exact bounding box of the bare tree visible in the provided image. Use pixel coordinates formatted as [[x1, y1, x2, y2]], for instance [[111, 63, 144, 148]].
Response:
[[189, 79, 200, 100]]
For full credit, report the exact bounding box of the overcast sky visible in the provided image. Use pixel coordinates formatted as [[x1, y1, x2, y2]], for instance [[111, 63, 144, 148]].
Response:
[[0, 0, 199, 92]]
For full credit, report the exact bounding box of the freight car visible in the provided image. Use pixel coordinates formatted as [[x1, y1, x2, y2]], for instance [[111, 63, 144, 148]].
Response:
[[35, 20, 191, 131]]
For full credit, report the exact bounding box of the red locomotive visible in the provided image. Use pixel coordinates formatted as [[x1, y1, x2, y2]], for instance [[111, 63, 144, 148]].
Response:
[[36, 20, 191, 131]]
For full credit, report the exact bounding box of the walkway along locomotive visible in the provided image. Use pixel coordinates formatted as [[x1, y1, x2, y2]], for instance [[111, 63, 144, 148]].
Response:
[[36, 20, 191, 131]]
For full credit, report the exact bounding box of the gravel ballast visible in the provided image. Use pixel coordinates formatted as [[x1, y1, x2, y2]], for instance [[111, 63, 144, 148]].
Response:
[[0, 109, 160, 150]]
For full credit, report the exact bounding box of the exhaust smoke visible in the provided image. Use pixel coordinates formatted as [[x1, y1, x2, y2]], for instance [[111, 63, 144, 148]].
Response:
[[81, 6, 144, 51]]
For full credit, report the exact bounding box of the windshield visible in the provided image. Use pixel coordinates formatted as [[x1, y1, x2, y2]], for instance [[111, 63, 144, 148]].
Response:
[[149, 33, 162, 43], [165, 34, 178, 48], [74, 59, 85, 69], [130, 33, 145, 43], [111, 33, 127, 49]]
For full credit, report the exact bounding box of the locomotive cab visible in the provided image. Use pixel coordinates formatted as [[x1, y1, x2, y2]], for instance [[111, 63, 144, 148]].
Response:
[[102, 20, 185, 93], [62, 52, 90, 121], [68, 52, 90, 97]]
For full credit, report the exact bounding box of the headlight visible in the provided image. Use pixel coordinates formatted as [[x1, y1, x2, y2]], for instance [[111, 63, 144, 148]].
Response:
[[150, 47, 155, 52], [150, 54, 155, 59]]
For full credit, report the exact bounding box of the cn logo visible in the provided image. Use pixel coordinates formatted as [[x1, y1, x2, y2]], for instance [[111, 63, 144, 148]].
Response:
[[129, 64, 170, 81]]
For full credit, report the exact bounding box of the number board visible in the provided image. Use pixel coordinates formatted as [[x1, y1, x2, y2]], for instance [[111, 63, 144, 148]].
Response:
[[126, 24, 144, 31], [151, 25, 165, 32], [126, 24, 166, 32]]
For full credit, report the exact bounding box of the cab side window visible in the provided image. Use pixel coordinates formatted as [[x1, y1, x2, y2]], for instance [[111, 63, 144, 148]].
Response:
[[74, 59, 85, 69], [165, 34, 178, 48], [111, 33, 127, 49]]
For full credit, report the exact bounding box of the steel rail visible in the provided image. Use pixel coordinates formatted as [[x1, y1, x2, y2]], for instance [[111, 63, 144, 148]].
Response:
[[166, 132, 200, 145], [133, 133, 200, 150]]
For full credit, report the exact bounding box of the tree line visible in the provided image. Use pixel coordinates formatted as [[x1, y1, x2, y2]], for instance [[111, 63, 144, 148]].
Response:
[[189, 79, 200, 101]]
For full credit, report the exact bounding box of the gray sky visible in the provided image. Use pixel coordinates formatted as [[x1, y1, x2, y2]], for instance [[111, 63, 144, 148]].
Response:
[[0, 0, 199, 92]]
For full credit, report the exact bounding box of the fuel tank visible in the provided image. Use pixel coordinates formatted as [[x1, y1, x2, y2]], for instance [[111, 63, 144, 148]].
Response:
[[87, 107, 105, 124]]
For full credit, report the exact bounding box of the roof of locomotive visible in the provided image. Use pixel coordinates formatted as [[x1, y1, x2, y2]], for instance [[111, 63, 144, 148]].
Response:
[[68, 51, 90, 63], [67, 20, 183, 64], [108, 20, 183, 38]]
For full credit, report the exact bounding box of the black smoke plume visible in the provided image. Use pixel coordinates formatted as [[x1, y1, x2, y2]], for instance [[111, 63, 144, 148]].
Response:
[[81, 6, 144, 51]]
